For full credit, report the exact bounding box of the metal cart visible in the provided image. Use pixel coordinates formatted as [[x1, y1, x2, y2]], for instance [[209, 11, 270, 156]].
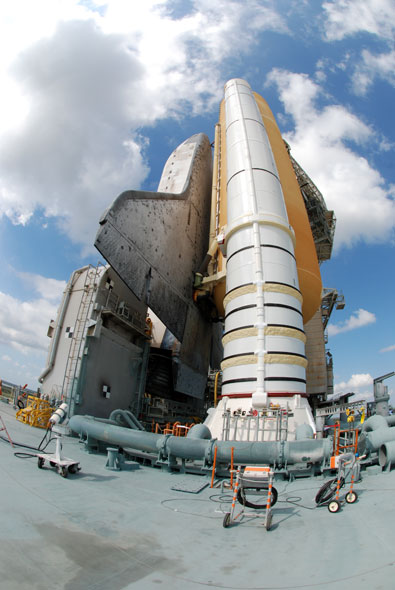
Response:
[[37, 434, 80, 478], [315, 452, 361, 513], [223, 465, 277, 530]]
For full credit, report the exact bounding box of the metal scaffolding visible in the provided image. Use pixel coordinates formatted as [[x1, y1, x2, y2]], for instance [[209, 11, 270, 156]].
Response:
[[287, 146, 336, 262], [321, 288, 345, 330]]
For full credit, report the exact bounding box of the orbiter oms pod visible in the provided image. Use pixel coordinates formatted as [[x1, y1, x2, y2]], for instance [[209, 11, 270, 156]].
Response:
[[95, 79, 322, 432]]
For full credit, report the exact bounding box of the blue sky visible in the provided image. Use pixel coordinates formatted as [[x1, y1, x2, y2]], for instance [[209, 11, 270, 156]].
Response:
[[0, 0, 394, 403]]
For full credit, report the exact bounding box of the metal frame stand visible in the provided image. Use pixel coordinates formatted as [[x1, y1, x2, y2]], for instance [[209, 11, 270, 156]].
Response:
[[223, 465, 276, 530]]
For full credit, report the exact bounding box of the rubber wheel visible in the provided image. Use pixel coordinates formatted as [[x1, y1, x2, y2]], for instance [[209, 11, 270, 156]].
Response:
[[328, 500, 340, 513], [68, 464, 78, 474], [17, 399, 24, 409], [345, 491, 358, 504], [237, 486, 278, 509], [315, 477, 344, 505], [223, 513, 231, 528], [58, 465, 68, 478], [265, 511, 273, 531], [37, 457, 44, 469]]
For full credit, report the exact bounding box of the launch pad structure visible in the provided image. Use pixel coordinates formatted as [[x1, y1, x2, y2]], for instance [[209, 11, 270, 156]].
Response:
[[2, 400, 395, 590], [39, 79, 354, 452], [4, 77, 395, 590]]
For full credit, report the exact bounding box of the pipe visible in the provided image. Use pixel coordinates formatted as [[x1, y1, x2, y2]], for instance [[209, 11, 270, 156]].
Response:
[[362, 414, 388, 432], [358, 414, 395, 454], [69, 414, 332, 467], [109, 409, 145, 431], [379, 440, 395, 469], [361, 427, 395, 454], [386, 415, 395, 427], [187, 424, 212, 439], [38, 267, 89, 383]]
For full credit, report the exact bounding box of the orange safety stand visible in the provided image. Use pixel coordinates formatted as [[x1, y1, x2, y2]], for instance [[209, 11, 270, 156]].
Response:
[[222, 465, 275, 530], [0, 414, 14, 448], [210, 446, 218, 488]]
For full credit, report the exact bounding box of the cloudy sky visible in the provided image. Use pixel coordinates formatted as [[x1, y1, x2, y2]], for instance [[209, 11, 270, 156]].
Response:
[[0, 0, 394, 403]]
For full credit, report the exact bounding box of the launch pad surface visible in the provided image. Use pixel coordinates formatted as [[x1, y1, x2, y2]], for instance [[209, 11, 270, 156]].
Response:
[[1, 402, 395, 590]]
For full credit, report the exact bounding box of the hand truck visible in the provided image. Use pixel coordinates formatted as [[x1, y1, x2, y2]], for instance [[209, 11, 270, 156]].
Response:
[[315, 452, 361, 513]]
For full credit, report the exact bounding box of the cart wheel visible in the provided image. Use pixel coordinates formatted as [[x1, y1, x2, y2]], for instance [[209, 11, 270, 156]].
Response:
[[58, 465, 68, 478], [223, 513, 231, 528], [328, 500, 340, 513], [315, 477, 344, 505], [49, 461, 56, 467], [265, 511, 273, 531], [68, 464, 78, 474], [37, 457, 44, 469], [345, 491, 358, 504]]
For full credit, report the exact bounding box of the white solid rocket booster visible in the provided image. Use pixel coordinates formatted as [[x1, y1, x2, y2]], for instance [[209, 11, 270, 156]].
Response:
[[221, 79, 307, 407]]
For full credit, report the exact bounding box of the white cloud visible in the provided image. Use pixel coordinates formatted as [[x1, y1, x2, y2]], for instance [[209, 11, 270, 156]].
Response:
[[0, 1, 287, 250], [0, 272, 65, 357], [323, 0, 395, 41], [352, 49, 395, 95], [0, 1, 95, 133], [0, 346, 47, 388], [327, 308, 376, 336], [323, 2, 395, 96], [266, 69, 395, 250], [16, 273, 66, 301], [0, 19, 150, 247], [0, 291, 58, 354], [380, 344, 395, 353], [334, 373, 373, 401]]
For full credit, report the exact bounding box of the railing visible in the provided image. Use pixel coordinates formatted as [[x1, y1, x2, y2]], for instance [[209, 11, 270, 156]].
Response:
[[152, 420, 195, 436], [327, 422, 360, 456], [99, 288, 146, 334], [221, 408, 289, 442], [0, 380, 39, 406]]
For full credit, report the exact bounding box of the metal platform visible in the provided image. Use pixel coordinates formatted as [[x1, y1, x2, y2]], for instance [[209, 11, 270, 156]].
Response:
[[1, 402, 395, 590], [316, 400, 366, 417]]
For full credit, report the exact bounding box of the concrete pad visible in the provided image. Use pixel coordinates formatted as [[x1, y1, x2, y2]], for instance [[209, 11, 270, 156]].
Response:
[[1, 403, 394, 589]]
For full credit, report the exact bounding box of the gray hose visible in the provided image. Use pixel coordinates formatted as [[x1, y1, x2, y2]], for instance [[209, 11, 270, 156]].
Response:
[[109, 409, 145, 431]]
